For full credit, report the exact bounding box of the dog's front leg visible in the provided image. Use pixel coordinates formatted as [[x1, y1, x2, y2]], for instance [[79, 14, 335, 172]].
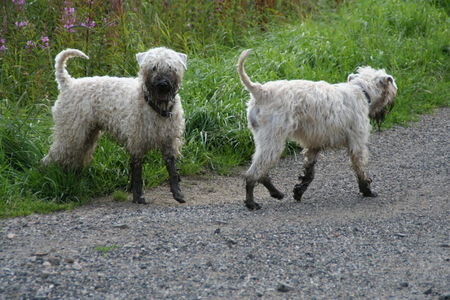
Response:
[[350, 150, 377, 197], [164, 155, 185, 203], [131, 156, 146, 204]]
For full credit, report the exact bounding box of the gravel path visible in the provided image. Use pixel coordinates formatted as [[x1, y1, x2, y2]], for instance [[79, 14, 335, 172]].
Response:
[[1, 108, 449, 299]]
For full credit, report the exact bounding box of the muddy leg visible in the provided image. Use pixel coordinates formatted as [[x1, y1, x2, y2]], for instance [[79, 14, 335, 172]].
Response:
[[131, 156, 146, 204], [245, 178, 261, 210], [164, 155, 185, 203], [293, 148, 319, 202], [259, 176, 284, 200], [244, 128, 287, 210], [350, 150, 377, 197]]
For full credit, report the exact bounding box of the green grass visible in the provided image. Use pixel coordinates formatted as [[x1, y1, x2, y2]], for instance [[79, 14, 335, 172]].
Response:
[[94, 245, 119, 254], [0, 0, 448, 217]]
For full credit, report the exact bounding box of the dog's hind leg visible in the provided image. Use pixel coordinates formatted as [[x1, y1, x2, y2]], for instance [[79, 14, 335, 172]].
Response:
[[43, 125, 99, 170], [80, 129, 101, 167], [293, 148, 319, 202], [350, 148, 377, 197], [245, 129, 287, 210], [259, 176, 284, 200]]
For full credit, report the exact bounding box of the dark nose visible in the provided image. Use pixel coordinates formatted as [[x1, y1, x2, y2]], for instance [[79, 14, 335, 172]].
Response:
[[156, 80, 171, 93]]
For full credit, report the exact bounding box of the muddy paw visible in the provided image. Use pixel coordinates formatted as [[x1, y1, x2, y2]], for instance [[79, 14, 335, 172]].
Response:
[[293, 185, 305, 202], [362, 191, 378, 197], [133, 195, 147, 204], [270, 191, 285, 200], [174, 193, 186, 203], [245, 201, 261, 210]]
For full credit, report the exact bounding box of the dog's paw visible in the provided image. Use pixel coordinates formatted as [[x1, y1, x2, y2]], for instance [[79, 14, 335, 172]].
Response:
[[362, 191, 378, 197], [245, 201, 261, 210], [270, 191, 285, 200], [174, 193, 186, 203], [133, 195, 147, 204], [293, 185, 305, 202]]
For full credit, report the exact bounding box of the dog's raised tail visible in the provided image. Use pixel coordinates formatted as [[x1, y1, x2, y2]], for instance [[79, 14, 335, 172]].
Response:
[[55, 49, 89, 90], [237, 49, 262, 95]]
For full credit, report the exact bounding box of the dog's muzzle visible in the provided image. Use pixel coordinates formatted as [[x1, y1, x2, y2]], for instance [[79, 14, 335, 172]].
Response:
[[143, 79, 178, 118], [155, 79, 172, 94]]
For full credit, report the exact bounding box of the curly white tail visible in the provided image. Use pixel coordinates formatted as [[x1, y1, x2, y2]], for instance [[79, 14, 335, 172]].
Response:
[[55, 49, 89, 90], [237, 49, 262, 95]]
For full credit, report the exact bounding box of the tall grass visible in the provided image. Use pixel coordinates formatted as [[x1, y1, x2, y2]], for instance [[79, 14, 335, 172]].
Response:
[[0, 0, 448, 217]]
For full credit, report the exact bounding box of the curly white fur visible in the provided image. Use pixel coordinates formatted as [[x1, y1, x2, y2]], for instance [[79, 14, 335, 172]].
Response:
[[238, 49, 397, 210], [43, 47, 186, 168], [43, 47, 188, 204]]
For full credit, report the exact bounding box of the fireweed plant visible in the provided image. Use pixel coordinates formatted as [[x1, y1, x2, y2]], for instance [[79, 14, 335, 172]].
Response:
[[0, 0, 448, 217]]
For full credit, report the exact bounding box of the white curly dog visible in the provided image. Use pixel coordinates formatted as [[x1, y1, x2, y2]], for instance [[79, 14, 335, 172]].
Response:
[[43, 47, 188, 204], [238, 49, 397, 210]]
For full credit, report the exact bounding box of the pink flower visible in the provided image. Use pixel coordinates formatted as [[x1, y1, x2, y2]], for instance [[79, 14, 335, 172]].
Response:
[[62, 5, 76, 32], [41, 36, 50, 48], [64, 7, 75, 16], [0, 39, 6, 52], [12, 0, 26, 5], [25, 40, 35, 49], [81, 17, 95, 28], [15, 20, 29, 28]]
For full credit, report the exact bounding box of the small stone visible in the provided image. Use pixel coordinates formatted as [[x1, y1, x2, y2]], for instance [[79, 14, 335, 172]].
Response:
[[423, 287, 433, 295], [394, 233, 407, 238], [277, 282, 293, 293], [48, 257, 60, 266], [215, 220, 228, 225], [112, 224, 129, 229], [438, 292, 450, 300], [7, 233, 16, 239], [43, 261, 52, 267], [214, 228, 221, 234], [64, 258, 75, 264], [439, 244, 450, 248], [226, 238, 237, 248], [400, 282, 409, 288], [34, 252, 49, 257], [72, 262, 82, 270]]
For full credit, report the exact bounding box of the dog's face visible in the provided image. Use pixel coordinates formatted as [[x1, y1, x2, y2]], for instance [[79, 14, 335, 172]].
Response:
[[136, 47, 187, 114], [348, 66, 397, 126]]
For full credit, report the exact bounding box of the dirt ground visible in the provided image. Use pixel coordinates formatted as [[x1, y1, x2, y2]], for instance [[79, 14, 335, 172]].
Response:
[[1, 108, 449, 299]]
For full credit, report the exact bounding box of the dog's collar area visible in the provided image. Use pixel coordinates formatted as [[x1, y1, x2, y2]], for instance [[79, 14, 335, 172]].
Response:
[[144, 93, 174, 118], [362, 89, 371, 104]]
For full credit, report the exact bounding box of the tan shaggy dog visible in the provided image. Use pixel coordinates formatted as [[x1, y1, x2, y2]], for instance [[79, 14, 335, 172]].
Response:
[[238, 49, 397, 210], [43, 47, 188, 204]]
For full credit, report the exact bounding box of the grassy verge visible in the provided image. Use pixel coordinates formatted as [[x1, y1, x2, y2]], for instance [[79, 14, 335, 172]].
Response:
[[1, 0, 448, 217]]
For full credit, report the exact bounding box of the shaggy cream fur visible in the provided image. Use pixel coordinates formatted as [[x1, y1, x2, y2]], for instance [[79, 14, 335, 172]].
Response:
[[43, 47, 188, 204], [238, 49, 397, 210]]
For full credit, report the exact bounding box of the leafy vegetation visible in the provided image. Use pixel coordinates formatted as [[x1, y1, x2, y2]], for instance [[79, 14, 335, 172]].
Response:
[[1, 0, 448, 217]]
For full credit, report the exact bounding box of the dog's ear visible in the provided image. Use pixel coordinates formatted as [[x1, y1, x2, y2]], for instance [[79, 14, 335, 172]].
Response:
[[386, 75, 397, 89], [379, 75, 397, 89], [347, 73, 357, 82], [177, 52, 188, 70], [136, 52, 147, 67]]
